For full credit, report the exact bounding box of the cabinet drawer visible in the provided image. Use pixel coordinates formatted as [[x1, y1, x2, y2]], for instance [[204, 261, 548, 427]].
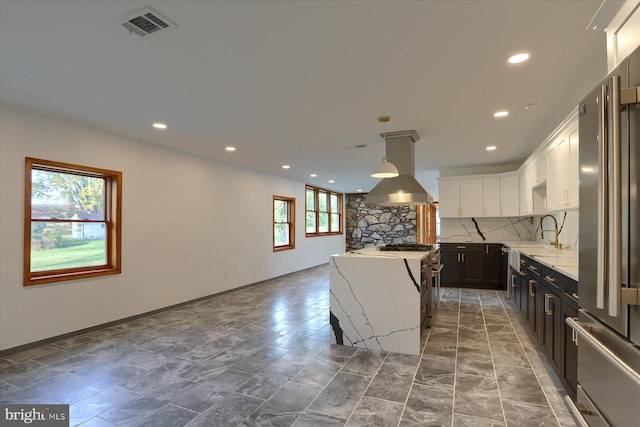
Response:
[[564, 279, 579, 310], [521, 255, 542, 277], [453, 244, 485, 253], [541, 266, 561, 294]]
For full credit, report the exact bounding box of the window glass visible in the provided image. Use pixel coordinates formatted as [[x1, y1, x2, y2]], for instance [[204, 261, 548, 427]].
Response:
[[25, 158, 122, 286], [273, 196, 295, 251], [305, 185, 343, 236]]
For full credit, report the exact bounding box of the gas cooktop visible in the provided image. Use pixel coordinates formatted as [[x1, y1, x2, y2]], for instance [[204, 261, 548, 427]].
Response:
[[379, 244, 433, 252]]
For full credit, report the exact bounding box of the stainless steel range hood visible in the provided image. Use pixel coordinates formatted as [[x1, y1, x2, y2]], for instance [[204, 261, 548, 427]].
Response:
[[366, 130, 433, 206]]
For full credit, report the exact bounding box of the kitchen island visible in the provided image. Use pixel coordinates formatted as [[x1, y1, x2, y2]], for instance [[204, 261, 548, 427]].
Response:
[[329, 246, 434, 355]]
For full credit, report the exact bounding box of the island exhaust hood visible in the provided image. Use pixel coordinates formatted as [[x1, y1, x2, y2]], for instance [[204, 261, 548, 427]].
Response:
[[366, 130, 433, 206]]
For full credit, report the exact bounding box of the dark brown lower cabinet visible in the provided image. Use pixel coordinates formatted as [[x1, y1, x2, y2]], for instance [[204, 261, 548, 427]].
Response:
[[440, 243, 503, 289], [513, 254, 579, 402], [562, 302, 578, 400], [542, 287, 563, 373]]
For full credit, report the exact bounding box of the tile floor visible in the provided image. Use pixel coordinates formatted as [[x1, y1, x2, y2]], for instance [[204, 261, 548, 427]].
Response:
[[0, 265, 577, 426]]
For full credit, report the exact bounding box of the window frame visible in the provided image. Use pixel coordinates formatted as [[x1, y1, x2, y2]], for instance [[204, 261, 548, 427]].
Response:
[[24, 157, 122, 286], [273, 195, 295, 252], [305, 185, 343, 237]]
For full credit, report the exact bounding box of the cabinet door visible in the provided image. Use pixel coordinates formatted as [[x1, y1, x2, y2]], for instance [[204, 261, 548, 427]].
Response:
[[500, 173, 519, 217], [483, 177, 501, 217], [562, 303, 578, 400], [546, 145, 559, 212], [459, 179, 484, 217], [440, 250, 462, 284], [438, 179, 461, 218], [485, 244, 503, 287], [527, 278, 543, 342], [557, 135, 571, 208], [461, 251, 485, 285], [542, 288, 563, 373], [568, 126, 579, 207], [518, 168, 529, 215]]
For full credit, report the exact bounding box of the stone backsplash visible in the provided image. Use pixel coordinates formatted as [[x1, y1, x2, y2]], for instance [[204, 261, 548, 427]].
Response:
[[345, 194, 418, 251]]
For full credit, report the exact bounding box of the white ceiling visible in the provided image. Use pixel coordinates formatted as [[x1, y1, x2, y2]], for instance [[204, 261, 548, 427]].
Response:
[[0, 0, 608, 198]]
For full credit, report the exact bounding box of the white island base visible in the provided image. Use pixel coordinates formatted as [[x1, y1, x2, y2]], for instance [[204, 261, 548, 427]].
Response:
[[329, 248, 429, 356]]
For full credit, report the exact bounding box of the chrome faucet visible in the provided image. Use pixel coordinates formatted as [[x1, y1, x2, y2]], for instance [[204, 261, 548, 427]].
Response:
[[540, 214, 562, 249]]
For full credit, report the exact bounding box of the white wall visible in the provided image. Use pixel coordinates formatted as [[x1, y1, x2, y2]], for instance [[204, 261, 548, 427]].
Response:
[[0, 105, 345, 350]]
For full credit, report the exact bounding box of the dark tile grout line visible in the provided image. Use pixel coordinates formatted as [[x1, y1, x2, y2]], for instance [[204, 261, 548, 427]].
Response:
[[479, 289, 510, 427], [495, 291, 571, 426]]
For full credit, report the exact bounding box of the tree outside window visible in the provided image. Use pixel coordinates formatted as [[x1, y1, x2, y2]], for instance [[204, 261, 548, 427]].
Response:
[[273, 196, 295, 251], [24, 158, 122, 286]]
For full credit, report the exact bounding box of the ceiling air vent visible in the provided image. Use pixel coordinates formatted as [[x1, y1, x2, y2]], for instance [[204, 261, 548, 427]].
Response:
[[121, 7, 176, 37]]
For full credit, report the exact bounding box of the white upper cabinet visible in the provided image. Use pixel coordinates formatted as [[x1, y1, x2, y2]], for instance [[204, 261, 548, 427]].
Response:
[[545, 112, 579, 212], [438, 173, 516, 218], [500, 172, 519, 217], [483, 177, 501, 217], [546, 141, 560, 212], [438, 179, 462, 218], [460, 179, 484, 217], [569, 126, 579, 207], [603, 1, 640, 72]]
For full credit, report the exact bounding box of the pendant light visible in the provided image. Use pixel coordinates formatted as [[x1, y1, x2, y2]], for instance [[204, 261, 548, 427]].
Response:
[[371, 115, 399, 178]]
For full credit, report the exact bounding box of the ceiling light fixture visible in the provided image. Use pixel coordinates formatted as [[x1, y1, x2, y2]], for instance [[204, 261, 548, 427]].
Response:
[[282, 165, 290, 169], [371, 116, 399, 179], [494, 111, 509, 118], [508, 52, 530, 64], [153, 122, 167, 129], [328, 180, 335, 183], [225, 146, 236, 152], [524, 102, 540, 111], [357, 189, 363, 192], [310, 173, 317, 178], [486, 146, 497, 151]]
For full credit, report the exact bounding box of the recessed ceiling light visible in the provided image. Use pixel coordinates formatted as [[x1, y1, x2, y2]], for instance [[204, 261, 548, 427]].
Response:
[[282, 165, 290, 169], [225, 146, 236, 152], [494, 111, 509, 118], [310, 173, 317, 178], [153, 122, 167, 129], [486, 146, 497, 151], [524, 102, 540, 111], [357, 189, 363, 192], [508, 52, 530, 64], [328, 180, 335, 183]]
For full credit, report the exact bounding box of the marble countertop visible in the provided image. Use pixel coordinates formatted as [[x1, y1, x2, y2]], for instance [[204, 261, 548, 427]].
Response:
[[509, 244, 579, 281], [333, 246, 430, 260]]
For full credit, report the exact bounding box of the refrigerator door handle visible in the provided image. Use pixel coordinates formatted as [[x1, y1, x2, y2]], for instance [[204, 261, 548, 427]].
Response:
[[566, 317, 640, 388], [608, 75, 622, 318], [597, 84, 608, 310]]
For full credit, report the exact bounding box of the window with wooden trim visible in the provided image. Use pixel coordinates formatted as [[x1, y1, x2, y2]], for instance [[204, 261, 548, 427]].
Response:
[[273, 196, 295, 251], [305, 185, 343, 236], [24, 158, 122, 286]]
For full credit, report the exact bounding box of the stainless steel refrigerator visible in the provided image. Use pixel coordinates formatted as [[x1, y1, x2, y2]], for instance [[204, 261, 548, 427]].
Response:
[[566, 45, 640, 426]]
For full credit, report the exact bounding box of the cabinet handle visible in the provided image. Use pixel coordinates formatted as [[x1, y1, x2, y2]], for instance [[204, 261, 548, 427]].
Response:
[[511, 276, 517, 288], [544, 294, 553, 315], [528, 265, 538, 272], [460, 208, 464, 216], [486, 245, 488, 254], [519, 271, 527, 276], [462, 254, 465, 262], [456, 246, 466, 249], [529, 280, 535, 297], [572, 292, 579, 300], [500, 207, 504, 216], [545, 275, 556, 283], [457, 254, 460, 262], [564, 189, 570, 205]]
